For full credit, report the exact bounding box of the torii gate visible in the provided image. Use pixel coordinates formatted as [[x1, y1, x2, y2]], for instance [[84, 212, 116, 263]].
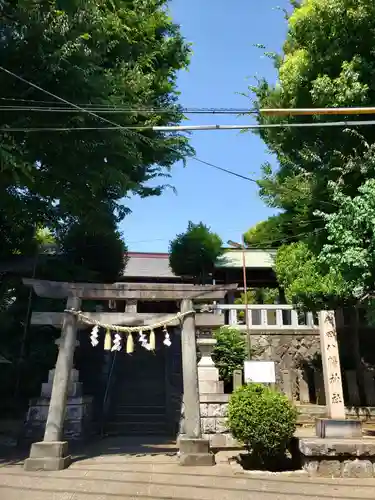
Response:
[[22, 279, 236, 471]]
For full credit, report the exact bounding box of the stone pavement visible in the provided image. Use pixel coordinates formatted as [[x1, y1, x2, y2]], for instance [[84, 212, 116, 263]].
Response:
[[1, 437, 375, 500]]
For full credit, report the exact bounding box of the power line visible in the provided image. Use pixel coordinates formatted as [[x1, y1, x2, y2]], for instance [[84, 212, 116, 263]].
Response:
[[125, 219, 320, 243], [0, 104, 257, 115], [3, 120, 375, 133], [0, 64, 259, 183], [0, 65, 341, 206], [0, 68, 332, 244], [261, 106, 375, 117], [0, 65, 143, 140], [6, 98, 375, 118]]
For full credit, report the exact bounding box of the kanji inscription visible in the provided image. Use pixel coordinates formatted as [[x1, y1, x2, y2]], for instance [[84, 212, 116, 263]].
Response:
[[319, 310, 345, 419]]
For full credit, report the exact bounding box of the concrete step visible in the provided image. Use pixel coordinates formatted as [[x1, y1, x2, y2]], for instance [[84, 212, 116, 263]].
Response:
[[112, 413, 167, 423], [105, 421, 169, 435], [114, 405, 166, 415], [296, 404, 375, 423]]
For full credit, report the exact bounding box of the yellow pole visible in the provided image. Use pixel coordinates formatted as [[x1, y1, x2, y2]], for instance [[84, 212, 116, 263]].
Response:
[[260, 106, 375, 117]]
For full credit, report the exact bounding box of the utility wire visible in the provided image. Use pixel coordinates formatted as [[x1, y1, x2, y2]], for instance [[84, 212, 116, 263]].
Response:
[[0, 104, 257, 115], [3, 121, 375, 133], [35, 218, 327, 248], [0, 65, 340, 207], [0, 97, 257, 114], [125, 218, 326, 245], [5, 98, 375, 117], [37, 227, 325, 258], [0, 64, 259, 183]]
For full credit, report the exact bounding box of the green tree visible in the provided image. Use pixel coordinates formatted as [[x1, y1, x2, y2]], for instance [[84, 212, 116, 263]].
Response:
[[212, 327, 246, 388], [236, 288, 280, 306], [274, 241, 347, 310], [316, 175, 375, 392], [318, 178, 375, 304], [251, 0, 375, 242], [0, 0, 192, 254], [247, 0, 375, 399], [243, 215, 295, 248], [169, 222, 223, 283], [61, 216, 127, 283]]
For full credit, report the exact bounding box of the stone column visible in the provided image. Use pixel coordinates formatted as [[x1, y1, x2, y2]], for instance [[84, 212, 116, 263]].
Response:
[[178, 299, 214, 466], [24, 295, 81, 471], [197, 338, 223, 394], [316, 310, 361, 438], [125, 299, 137, 313]]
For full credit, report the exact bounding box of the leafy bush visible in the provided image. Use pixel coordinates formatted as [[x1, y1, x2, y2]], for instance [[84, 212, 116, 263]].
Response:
[[228, 383, 297, 460], [212, 327, 246, 386]]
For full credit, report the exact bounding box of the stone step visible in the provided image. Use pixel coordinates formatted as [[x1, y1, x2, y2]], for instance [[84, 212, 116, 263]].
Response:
[[296, 404, 375, 423], [111, 413, 167, 423], [105, 421, 169, 435], [113, 405, 166, 415]]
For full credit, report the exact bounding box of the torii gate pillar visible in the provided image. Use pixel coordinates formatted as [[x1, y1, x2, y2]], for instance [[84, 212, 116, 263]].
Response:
[[24, 296, 81, 471], [178, 299, 215, 466]]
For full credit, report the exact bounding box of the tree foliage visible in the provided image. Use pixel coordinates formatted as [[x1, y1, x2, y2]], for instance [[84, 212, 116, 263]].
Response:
[[236, 288, 280, 306], [317, 176, 375, 302], [244, 0, 375, 309], [212, 327, 246, 386], [243, 215, 295, 248], [0, 0, 192, 254], [275, 241, 347, 310], [60, 216, 127, 283], [251, 0, 375, 245], [169, 222, 223, 282]]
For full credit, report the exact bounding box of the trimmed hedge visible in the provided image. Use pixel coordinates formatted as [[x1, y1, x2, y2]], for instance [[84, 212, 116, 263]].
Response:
[[228, 383, 297, 459]]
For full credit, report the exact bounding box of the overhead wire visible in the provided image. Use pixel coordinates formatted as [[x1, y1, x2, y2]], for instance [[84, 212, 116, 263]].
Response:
[[0, 103, 257, 115], [4, 119, 375, 132], [37, 219, 328, 251], [0, 65, 342, 208], [0, 64, 261, 184], [39, 226, 325, 259]]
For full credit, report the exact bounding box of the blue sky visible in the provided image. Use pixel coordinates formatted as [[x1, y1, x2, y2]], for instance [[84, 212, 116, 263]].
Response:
[[120, 0, 290, 252]]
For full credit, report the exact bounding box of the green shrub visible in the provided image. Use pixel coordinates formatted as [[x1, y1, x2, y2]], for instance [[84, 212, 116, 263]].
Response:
[[212, 327, 246, 385], [228, 383, 297, 460]]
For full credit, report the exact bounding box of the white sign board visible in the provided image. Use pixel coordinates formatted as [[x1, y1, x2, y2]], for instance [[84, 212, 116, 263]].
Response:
[[244, 361, 276, 384]]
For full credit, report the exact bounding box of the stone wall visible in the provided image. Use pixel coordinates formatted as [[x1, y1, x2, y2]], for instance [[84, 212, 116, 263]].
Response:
[[299, 438, 375, 478], [248, 331, 320, 402], [200, 394, 238, 448], [250, 331, 320, 373], [180, 394, 238, 448], [248, 328, 375, 405]]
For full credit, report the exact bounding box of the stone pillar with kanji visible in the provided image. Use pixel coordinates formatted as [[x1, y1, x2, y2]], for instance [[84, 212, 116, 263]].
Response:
[[316, 310, 362, 438]]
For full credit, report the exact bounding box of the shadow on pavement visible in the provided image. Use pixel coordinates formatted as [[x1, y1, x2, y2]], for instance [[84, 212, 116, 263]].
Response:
[[71, 435, 178, 464]]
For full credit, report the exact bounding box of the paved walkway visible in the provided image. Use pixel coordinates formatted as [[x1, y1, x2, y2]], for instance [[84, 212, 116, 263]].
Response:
[[1, 437, 375, 500]]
